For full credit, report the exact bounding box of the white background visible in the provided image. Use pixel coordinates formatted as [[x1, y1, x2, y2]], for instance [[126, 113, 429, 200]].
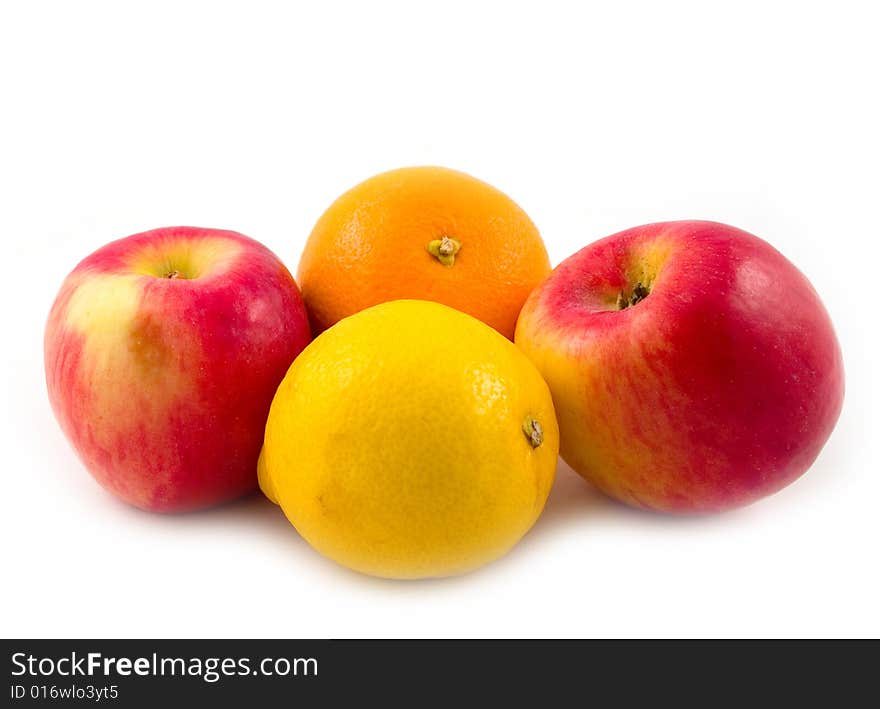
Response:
[[1, 1, 877, 638]]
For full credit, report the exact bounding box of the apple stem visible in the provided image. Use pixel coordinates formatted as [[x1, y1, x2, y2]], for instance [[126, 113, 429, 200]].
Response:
[[426, 236, 462, 267], [522, 416, 544, 448], [164, 270, 181, 279]]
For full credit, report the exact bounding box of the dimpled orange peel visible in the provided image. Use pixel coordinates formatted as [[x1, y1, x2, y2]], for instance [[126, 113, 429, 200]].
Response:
[[297, 166, 551, 339]]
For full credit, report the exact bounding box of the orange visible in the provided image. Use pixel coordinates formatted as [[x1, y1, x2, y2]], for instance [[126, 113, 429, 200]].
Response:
[[297, 166, 551, 339]]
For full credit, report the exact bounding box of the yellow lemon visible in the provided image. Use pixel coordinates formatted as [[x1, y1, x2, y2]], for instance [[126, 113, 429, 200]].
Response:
[[260, 300, 559, 579]]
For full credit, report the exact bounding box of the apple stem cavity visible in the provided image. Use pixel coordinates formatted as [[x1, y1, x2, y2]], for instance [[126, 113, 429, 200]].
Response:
[[616, 282, 650, 310], [426, 236, 462, 267], [522, 416, 544, 448]]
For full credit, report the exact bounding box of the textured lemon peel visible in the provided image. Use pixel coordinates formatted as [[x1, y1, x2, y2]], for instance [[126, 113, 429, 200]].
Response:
[[257, 446, 278, 505]]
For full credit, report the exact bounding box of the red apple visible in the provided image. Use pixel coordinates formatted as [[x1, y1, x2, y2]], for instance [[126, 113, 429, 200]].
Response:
[[45, 226, 311, 512], [515, 220, 844, 513]]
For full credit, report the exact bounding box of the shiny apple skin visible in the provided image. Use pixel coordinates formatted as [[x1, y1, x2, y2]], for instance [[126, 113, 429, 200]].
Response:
[[45, 226, 311, 512], [515, 221, 844, 513]]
